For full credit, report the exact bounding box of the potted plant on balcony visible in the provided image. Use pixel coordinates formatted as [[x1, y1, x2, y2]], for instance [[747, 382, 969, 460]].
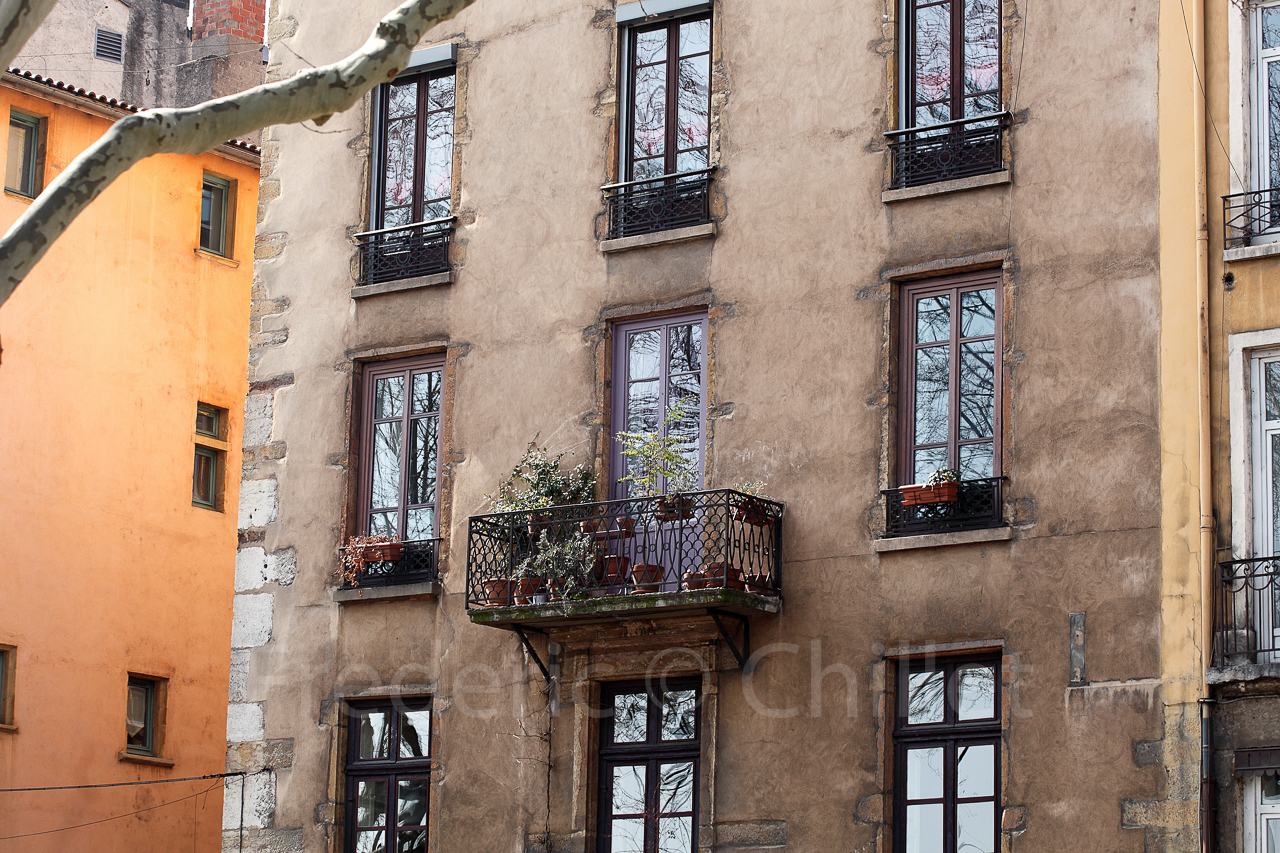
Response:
[[731, 480, 774, 526], [337, 533, 404, 588], [616, 400, 700, 522], [514, 527, 596, 604], [900, 468, 960, 507]]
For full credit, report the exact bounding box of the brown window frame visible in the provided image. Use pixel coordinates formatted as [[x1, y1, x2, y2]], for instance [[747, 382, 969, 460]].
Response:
[[193, 401, 228, 511], [898, 270, 1002, 486], [343, 698, 433, 853], [373, 65, 456, 229], [357, 355, 446, 542], [125, 673, 168, 758]]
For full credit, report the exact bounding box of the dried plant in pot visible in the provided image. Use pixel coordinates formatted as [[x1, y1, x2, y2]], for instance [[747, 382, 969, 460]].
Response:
[[337, 533, 403, 587], [515, 528, 596, 604], [731, 480, 774, 526], [900, 468, 960, 507]]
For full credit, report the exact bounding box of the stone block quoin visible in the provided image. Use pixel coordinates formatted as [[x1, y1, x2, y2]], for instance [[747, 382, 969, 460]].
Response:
[[193, 0, 265, 42]]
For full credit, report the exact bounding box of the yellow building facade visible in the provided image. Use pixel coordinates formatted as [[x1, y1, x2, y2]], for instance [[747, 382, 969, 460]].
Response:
[[0, 70, 258, 852]]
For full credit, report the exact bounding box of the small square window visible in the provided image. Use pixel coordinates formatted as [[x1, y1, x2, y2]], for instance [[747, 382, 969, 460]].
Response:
[[6, 112, 43, 198], [193, 402, 226, 511], [0, 646, 15, 727], [126, 675, 165, 756], [200, 175, 232, 257], [94, 28, 123, 63]]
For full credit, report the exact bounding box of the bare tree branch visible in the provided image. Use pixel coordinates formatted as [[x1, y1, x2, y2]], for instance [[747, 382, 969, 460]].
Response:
[[0, 0, 60, 71], [0, 0, 478, 308]]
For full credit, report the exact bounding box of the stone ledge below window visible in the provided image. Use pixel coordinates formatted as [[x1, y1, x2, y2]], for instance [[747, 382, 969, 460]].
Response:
[[1224, 241, 1280, 264], [882, 170, 1011, 204], [119, 752, 176, 768], [333, 581, 439, 603], [0, 723, 16, 734], [1207, 663, 1280, 685], [599, 222, 716, 254], [351, 270, 453, 299], [874, 525, 1013, 553]]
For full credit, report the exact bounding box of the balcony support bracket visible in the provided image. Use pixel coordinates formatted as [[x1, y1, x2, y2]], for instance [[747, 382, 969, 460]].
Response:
[[708, 609, 751, 672], [512, 626, 555, 683]]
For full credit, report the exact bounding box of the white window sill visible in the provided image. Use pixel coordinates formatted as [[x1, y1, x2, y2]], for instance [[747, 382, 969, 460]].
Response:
[[599, 222, 716, 254], [1224, 241, 1280, 263], [882, 170, 1011, 203], [351, 270, 452, 299], [874, 526, 1012, 553], [333, 581, 439, 603]]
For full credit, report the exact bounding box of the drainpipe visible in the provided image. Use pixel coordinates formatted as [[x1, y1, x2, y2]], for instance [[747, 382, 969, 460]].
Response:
[[1190, 0, 1214, 848], [1201, 698, 1217, 853]]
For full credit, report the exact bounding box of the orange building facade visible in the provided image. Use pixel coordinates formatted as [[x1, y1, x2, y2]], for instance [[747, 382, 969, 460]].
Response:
[[0, 71, 258, 851]]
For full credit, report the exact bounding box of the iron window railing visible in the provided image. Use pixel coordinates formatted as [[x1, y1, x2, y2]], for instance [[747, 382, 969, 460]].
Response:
[[601, 168, 714, 240], [339, 538, 440, 589], [1215, 556, 1280, 666], [1223, 190, 1280, 249], [354, 218, 453, 287], [881, 477, 1006, 538], [885, 112, 1011, 190], [465, 489, 783, 610]]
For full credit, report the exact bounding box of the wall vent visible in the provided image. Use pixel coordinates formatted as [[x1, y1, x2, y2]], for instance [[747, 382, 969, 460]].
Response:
[[94, 28, 123, 63]]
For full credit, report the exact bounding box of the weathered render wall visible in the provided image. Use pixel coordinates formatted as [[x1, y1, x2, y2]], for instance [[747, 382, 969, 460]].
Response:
[[230, 0, 1192, 851], [0, 81, 259, 852]]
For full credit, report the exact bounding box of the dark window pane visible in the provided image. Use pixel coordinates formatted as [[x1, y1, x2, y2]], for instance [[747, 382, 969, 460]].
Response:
[[916, 294, 951, 343], [397, 779, 428, 826], [396, 831, 426, 853], [633, 62, 668, 160], [126, 682, 151, 750], [661, 690, 697, 740], [613, 693, 648, 743], [958, 442, 993, 480], [196, 406, 218, 436], [677, 55, 710, 154], [668, 324, 702, 373], [907, 669, 945, 724], [1265, 7, 1280, 50], [359, 711, 390, 759], [200, 180, 226, 254], [193, 450, 216, 505], [369, 511, 398, 537], [1270, 61, 1280, 191], [412, 371, 441, 415], [356, 831, 387, 853], [408, 416, 437, 508], [914, 446, 950, 484], [1273, 435, 1280, 555], [5, 118, 32, 194], [1266, 362, 1280, 421], [915, 2, 952, 113], [914, 345, 950, 446], [959, 340, 995, 440], [357, 780, 388, 826], [376, 376, 404, 419], [400, 710, 431, 758]]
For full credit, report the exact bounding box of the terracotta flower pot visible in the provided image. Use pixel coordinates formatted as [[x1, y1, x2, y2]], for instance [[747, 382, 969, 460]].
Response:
[[733, 501, 772, 527], [482, 579, 514, 607], [900, 481, 959, 506], [360, 541, 404, 562], [596, 555, 630, 586], [615, 517, 637, 535], [514, 577, 546, 605], [631, 563, 664, 593], [655, 495, 696, 522], [703, 561, 746, 591]]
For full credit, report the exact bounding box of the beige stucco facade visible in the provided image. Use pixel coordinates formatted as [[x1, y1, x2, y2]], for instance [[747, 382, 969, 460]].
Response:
[[228, 0, 1204, 851]]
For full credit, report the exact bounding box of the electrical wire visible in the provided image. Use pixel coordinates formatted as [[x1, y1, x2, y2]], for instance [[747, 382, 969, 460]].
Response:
[[1179, 0, 1244, 187], [0, 779, 224, 840], [0, 769, 252, 793]]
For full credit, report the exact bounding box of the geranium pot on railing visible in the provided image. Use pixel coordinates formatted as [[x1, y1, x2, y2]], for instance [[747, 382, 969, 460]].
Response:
[[337, 534, 404, 588], [899, 468, 960, 507], [730, 481, 774, 526]]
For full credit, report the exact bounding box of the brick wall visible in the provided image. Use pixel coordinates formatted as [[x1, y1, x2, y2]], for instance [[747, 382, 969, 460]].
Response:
[[192, 0, 264, 42]]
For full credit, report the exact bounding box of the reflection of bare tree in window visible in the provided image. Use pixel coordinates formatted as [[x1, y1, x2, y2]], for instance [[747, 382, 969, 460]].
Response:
[[907, 670, 945, 724]]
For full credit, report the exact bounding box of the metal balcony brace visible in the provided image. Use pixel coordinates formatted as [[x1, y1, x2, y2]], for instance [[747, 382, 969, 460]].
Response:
[[707, 609, 752, 673], [511, 626, 557, 683]]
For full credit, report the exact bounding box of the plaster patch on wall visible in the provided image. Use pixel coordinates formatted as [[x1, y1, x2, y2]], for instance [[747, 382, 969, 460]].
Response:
[[231, 593, 274, 648], [243, 393, 274, 447], [238, 478, 278, 528], [236, 547, 297, 591], [227, 702, 265, 741], [228, 648, 250, 702], [222, 769, 276, 830]]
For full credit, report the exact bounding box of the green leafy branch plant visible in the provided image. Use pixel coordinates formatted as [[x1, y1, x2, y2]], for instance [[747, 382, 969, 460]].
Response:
[[514, 528, 597, 600], [616, 400, 699, 499], [486, 441, 597, 513]]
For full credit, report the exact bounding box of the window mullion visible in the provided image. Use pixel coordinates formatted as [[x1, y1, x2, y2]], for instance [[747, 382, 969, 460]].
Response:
[[948, 286, 961, 472], [397, 369, 414, 540], [665, 21, 679, 177], [412, 80, 428, 223]]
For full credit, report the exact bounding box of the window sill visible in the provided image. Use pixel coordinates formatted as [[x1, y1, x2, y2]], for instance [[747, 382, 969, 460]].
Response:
[[874, 525, 1012, 552], [194, 248, 239, 267], [333, 581, 439, 603], [1207, 663, 1280, 684], [882, 170, 1011, 204], [599, 222, 716, 254], [1224, 241, 1280, 264], [4, 189, 35, 204], [119, 752, 175, 767], [351, 270, 453, 299], [0, 723, 16, 733]]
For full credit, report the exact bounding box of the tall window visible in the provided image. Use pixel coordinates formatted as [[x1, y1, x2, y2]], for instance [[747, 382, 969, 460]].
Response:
[[899, 272, 1001, 484], [895, 656, 1000, 853], [6, 111, 42, 198], [360, 357, 444, 541], [598, 680, 699, 853], [0, 645, 14, 728], [193, 402, 227, 510], [905, 0, 1000, 128], [1255, 4, 1280, 196], [345, 700, 432, 853], [611, 314, 707, 499], [624, 14, 710, 183], [376, 67, 455, 230], [200, 174, 232, 257], [1252, 350, 1280, 559]]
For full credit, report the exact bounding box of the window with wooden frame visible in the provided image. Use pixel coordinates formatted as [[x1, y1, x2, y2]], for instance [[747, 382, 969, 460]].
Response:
[[889, 0, 1005, 189], [0, 645, 14, 728], [610, 313, 707, 499], [359, 356, 444, 542], [6, 110, 43, 198], [344, 699, 432, 853], [125, 674, 166, 757], [193, 402, 227, 510], [200, 174, 233, 257], [598, 680, 700, 853], [894, 656, 1001, 853], [899, 271, 1001, 485]]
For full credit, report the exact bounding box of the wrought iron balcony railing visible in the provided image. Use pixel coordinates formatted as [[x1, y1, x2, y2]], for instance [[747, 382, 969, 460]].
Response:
[[465, 489, 783, 614], [1215, 556, 1280, 667], [354, 218, 453, 287], [1223, 190, 1280, 249], [601, 168, 714, 240], [339, 538, 440, 589], [881, 477, 1006, 538], [885, 112, 1011, 190]]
